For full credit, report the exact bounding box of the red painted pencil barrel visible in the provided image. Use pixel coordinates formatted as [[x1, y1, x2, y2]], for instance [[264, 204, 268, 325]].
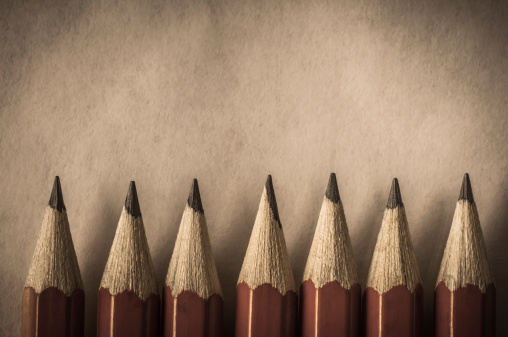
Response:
[[97, 288, 160, 337], [235, 282, 297, 337], [363, 284, 423, 337], [435, 282, 496, 337], [162, 286, 223, 337], [300, 280, 361, 337], [22, 287, 84, 337]]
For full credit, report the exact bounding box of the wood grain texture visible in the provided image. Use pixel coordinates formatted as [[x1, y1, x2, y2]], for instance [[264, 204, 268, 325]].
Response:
[[434, 175, 496, 336], [165, 180, 222, 300], [302, 175, 359, 290], [237, 178, 295, 295], [100, 184, 158, 301]]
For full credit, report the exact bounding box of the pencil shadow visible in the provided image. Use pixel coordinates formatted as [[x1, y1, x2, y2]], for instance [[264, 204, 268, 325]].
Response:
[[485, 189, 508, 336], [354, 189, 385, 288], [412, 195, 452, 337], [290, 182, 322, 290], [79, 191, 119, 337], [151, 203, 181, 295], [212, 197, 257, 337]]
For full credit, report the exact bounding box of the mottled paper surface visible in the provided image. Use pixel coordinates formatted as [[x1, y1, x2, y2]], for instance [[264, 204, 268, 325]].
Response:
[[1, 0, 507, 336]]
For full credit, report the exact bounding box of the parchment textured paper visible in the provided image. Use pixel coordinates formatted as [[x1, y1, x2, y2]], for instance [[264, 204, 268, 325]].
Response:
[[1, 0, 507, 336]]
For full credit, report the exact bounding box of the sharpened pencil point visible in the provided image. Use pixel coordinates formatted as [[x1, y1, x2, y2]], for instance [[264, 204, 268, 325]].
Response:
[[125, 181, 141, 217], [325, 173, 341, 203], [187, 179, 204, 214], [48, 176, 66, 212], [265, 175, 281, 226], [458, 173, 475, 204], [386, 178, 403, 209]]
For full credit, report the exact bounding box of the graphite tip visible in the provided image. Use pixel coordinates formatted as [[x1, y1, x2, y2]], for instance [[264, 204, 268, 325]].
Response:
[[187, 178, 204, 214], [125, 181, 142, 217], [265, 175, 281, 227], [458, 173, 475, 204], [386, 178, 403, 209], [48, 176, 66, 212], [325, 173, 341, 203]]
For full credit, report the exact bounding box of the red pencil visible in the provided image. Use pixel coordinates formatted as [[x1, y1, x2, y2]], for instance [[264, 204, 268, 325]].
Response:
[[364, 178, 423, 337], [300, 173, 361, 337], [22, 176, 84, 337], [97, 182, 160, 337], [435, 173, 495, 337], [162, 179, 223, 337], [235, 175, 297, 337]]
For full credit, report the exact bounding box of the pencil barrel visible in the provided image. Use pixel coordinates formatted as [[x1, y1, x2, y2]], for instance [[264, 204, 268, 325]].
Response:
[[22, 287, 84, 337], [162, 286, 223, 337], [235, 282, 297, 337], [300, 280, 361, 337], [97, 288, 160, 337], [435, 282, 496, 337], [363, 284, 423, 337]]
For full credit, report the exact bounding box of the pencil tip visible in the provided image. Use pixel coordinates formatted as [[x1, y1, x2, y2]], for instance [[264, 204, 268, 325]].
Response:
[[187, 178, 204, 214], [325, 173, 341, 203], [386, 178, 403, 209], [459, 173, 474, 203], [125, 181, 141, 217], [48, 176, 66, 212], [265, 175, 281, 226]]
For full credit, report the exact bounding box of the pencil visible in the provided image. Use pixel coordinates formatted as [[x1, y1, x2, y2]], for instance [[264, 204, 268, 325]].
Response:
[[235, 175, 297, 337], [364, 178, 423, 337], [435, 173, 495, 337], [22, 176, 84, 337], [97, 181, 160, 337], [163, 179, 223, 337], [300, 173, 361, 337]]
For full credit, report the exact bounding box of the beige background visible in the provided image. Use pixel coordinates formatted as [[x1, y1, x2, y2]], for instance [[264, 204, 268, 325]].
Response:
[[1, 0, 507, 336]]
